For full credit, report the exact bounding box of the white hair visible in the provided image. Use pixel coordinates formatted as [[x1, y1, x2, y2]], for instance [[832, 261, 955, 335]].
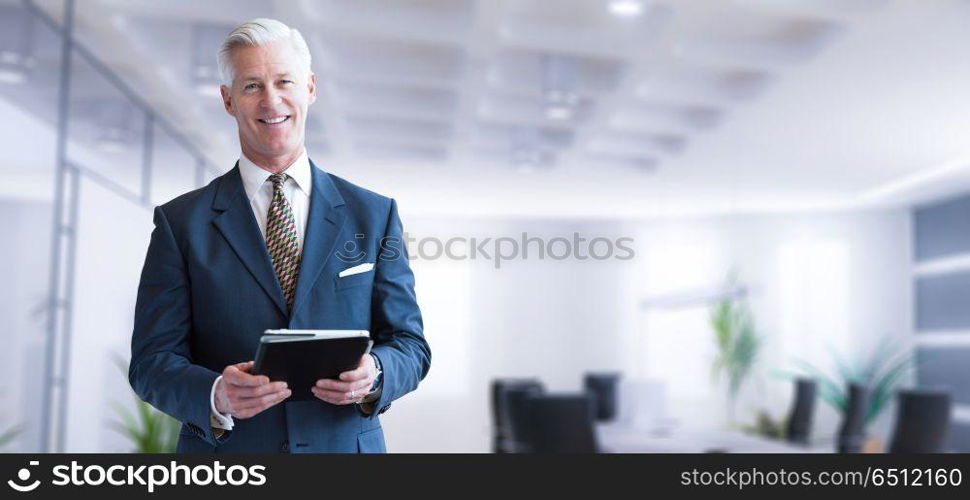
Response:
[[217, 18, 312, 86]]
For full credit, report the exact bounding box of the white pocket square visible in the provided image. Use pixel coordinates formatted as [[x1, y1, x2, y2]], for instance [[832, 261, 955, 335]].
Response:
[[338, 263, 374, 277]]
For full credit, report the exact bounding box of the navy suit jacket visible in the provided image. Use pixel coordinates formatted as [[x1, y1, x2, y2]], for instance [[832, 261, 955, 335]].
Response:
[[129, 160, 430, 453]]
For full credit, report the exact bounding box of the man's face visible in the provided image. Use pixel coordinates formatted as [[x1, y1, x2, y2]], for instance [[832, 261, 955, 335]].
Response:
[[220, 41, 316, 165]]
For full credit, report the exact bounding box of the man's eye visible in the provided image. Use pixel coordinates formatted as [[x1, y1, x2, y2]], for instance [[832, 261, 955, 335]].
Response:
[[280, 80, 293, 86], [245, 83, 259, 90]]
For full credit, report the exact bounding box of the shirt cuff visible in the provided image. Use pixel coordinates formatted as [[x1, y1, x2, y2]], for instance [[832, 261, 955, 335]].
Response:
[[360, 384, 382, 404], [356, 377, 383, 415], [210, 375, 234, 431]]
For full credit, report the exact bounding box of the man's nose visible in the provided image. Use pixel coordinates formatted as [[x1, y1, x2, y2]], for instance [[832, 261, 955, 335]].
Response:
[[260, 87, 283, 108]]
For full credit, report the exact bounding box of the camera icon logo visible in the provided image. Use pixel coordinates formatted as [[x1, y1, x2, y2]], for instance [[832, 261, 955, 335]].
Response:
[[335, 233, 367, 263], [7, 460, 40, 492]]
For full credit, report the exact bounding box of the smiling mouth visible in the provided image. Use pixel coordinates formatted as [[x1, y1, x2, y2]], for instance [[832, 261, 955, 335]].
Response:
[[258, 115, 290, 125]]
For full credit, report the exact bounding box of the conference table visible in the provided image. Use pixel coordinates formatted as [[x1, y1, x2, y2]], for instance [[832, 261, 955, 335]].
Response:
[[597, 422, 829, 453]]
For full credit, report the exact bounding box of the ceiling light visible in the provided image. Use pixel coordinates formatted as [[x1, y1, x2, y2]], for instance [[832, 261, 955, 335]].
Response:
[[544, 89, 578, 120], [195, 83, 222, 97], [0, 51, 21, 64], [541, 57, 579, 121], [545, 105, 573, 120], [608, 0, 645, 17], [0, 68, 26, 84], [194, 64, 216, 79]]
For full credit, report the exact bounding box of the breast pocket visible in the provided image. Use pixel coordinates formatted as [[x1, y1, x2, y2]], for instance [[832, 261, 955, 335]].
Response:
[[334, 270, 374, 291]]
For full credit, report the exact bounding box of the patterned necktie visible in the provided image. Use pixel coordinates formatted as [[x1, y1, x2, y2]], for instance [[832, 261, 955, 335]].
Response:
[[266, 173, 301, 310]]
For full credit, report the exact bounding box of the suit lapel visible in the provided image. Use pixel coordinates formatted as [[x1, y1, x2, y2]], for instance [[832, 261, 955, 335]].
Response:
[[211, 164, 289, 317], [290, 161, 346, 321]]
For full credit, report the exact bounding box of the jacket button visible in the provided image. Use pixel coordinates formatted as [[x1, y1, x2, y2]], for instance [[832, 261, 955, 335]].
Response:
[[281, 440, 289, 453]]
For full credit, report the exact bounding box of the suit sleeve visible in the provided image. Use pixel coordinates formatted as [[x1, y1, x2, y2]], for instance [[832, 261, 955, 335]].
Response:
[[365, 198, 431, 418], [128, 206, 228, 446]]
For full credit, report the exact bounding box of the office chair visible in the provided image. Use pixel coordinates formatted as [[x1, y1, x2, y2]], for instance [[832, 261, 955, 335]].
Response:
[[888, 389, 952, 453], [522, 393, 599, 453], [785, 378, 817, 446], [837, 384, 871, 453], [490, 379, 544, 453], [584, 372, 621, 422]]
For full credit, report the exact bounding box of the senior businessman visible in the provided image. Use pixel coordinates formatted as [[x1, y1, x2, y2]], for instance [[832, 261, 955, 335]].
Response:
[[129, 18, 430, 453]]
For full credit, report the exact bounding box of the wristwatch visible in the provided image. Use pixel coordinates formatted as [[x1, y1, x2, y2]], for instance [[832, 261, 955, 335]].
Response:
[[368, 352, 383, 393]]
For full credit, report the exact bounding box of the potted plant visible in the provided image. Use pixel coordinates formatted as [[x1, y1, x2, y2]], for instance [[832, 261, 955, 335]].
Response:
[[108, 356, 180, 453], [710, 293, 763, 425], [785, 336, 912, 449]]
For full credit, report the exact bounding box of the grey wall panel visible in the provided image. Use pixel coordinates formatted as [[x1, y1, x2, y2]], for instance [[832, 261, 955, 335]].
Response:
[[949, 423, 970, 453], [916, 348, 970, 406], [913, 193, 970, 453], [915, 194, 970, 261], [915, 272, 970, 331]]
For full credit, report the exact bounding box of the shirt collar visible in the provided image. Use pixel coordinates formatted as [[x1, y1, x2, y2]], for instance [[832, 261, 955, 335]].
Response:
[[237, 149, 312, 201]]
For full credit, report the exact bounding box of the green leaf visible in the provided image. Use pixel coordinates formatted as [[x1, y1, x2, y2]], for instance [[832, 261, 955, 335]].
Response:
[[787, 334, 912, 423], [828, 345, 859, 384], [0, 424, 22, 449], [107, 351, 180, 453], [867, 359, 913, 424], [709, 288, 763, 401]]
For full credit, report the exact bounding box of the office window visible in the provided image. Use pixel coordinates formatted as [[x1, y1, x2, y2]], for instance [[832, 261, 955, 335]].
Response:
[[638, 240, 726, 424], [777, 240, 851, 367]]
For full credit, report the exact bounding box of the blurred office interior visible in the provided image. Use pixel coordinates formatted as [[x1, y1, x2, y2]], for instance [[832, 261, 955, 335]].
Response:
[[1, 0, 969, 453]]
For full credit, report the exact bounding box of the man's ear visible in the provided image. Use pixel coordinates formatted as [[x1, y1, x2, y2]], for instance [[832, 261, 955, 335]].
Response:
[[307, 72, 317, 106], [220, 85, 235, 117]]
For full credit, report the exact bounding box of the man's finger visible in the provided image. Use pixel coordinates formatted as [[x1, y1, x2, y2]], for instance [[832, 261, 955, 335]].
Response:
[[225, 366, 270, 387], [310, 387, 338, 404], [339, 364, 368, 382], [233, 381, 288, 399], [315, 378, 348, 391], [313, 380, 370, 398], [314, 382, 369, 398], [236, 389, 291, 410], [350, 379, 373, 393], [235, 390, 288, 419], [311, 387, 358, 405], [310, 387, 340, 401], [225, 361, 255, 378], [316, 378, 371, 392]]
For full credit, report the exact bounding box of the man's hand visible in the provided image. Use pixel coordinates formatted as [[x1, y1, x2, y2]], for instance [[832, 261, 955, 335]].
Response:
[[215, 361, 291, 418], [312, 354, 377, 405]]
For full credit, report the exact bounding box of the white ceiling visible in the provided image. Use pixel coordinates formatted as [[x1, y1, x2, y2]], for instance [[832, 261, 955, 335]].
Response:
[[5, 0, 970, 217]]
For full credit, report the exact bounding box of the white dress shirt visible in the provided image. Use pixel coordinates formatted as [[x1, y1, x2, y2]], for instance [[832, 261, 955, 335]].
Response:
[[210, 150, 311, 432]]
